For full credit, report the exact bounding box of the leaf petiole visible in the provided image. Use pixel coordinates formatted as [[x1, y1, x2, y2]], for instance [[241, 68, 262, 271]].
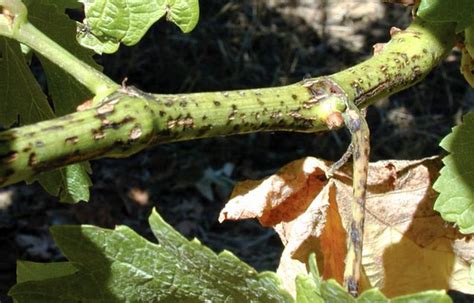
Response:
[[0, 0, 119, 97]]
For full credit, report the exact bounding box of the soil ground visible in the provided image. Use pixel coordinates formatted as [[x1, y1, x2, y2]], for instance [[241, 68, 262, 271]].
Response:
[[1, 1, 473, 302]]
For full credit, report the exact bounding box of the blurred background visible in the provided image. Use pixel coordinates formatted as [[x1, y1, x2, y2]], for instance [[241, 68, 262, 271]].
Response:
[[1, 0, 472, 301]]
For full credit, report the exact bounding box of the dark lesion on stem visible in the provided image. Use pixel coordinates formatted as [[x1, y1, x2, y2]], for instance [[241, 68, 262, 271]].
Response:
[[305, 78, 371, 296]]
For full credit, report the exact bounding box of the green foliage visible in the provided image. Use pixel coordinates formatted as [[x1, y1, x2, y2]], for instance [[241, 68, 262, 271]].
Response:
[[295, 254, 452, 303], [466, 26, 474, 58], [434, 113, 474, 234], [0, 38, 54, 127], [417, 0, 474, 32], [418, 0, 474, 87], [9, 209, 293, 303], [26, 0, 101, 115], [78, 0, 200, 54], [16, 261, 78, 284], [0, 0, 93, 202]]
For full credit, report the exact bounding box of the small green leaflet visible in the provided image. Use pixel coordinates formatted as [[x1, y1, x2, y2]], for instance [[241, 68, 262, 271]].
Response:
[[34, 162, 92, 203], [9, 208, 292, 303], [434, 113, 474, 234], [78, 0, 200, 54], [417, 0, 474, 33], [295, 254, 452, 303]]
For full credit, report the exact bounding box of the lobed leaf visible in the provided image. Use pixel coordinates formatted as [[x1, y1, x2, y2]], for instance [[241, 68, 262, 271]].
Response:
[[434, 113, 474, 233], [78, 0, 200, 54], [222, 157, 474, 296], [9, 208, 292, 303]]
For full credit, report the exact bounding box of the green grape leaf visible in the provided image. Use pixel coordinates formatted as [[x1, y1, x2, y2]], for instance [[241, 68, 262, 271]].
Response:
[[17, 261, 78, 284], [434, 112, 474, 233], [417, 0, 474, 33], [34, 162, 92, 203], [0, 38, 55, 127], [78, 0, 200, 54], [9, 208, 292, 303]]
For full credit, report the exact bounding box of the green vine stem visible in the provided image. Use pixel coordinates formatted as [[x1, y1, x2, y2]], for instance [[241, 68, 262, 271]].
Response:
[[0, 0, 119, 96], [0, 18, 456, 187]]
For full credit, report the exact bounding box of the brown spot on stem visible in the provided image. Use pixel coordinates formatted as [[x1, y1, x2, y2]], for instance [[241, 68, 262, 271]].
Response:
[[42, 125, 64, 132], [76, 99, 93, 112], [289, 111, 303, 119], [92, 129, 106, 140], [197, 125, 213, 136], [350, 222, 362, 248], [65, 136, 79, 144], [100, 116, 135, 130], [168, 116, 194, 129], [28, 153, 38, 167], [100, 118, 112, 126], [213, 100, 221, 106], [97, 103, 115, 115], [129, 125, 142, 140], [167, 119, 177, 129], [354, 149, 361, 159], [270, 111, 283, 119], [326, 112, 344, 129]]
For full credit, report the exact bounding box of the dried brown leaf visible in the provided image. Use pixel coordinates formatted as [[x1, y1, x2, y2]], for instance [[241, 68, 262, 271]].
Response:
[[220, 156, 474, 297]]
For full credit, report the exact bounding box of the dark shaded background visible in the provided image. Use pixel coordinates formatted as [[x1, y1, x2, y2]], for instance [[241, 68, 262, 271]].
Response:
[[1, 1, 473, 302]]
